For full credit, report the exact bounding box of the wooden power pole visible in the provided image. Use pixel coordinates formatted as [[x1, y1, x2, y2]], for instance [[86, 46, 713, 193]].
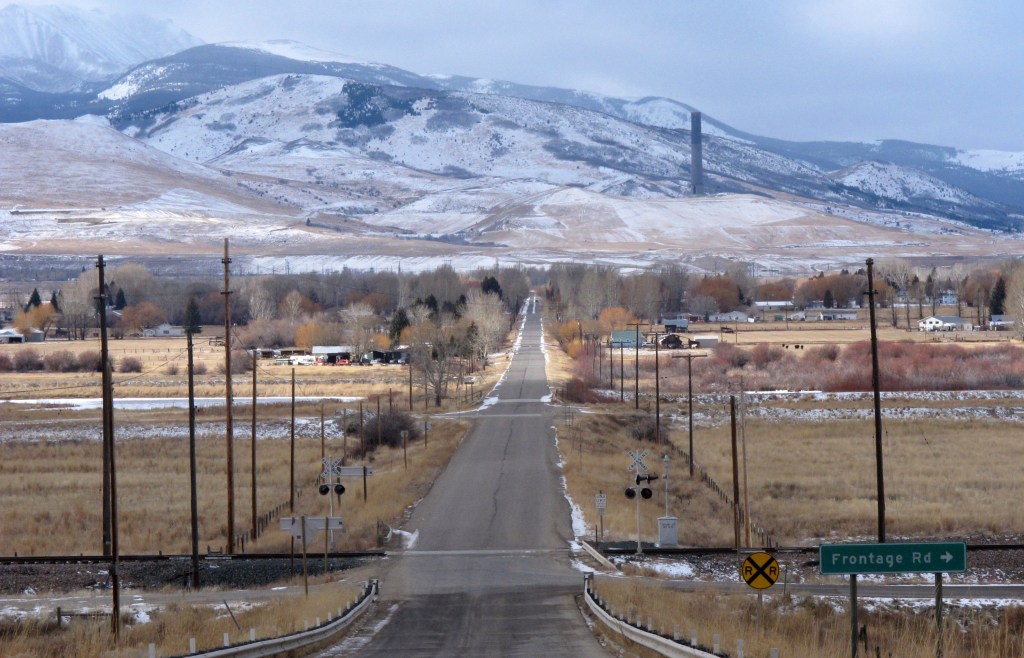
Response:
[[222, 239, 235, 553]]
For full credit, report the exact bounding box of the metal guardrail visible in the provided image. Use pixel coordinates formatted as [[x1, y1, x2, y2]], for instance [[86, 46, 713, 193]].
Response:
[[583, 574, 718, 658], [180, 579, 378, 658]]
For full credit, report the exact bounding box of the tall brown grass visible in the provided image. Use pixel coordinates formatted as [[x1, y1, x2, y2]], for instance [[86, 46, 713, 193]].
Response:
[[592, 576, 1024, 658], [0, 579, 367, 658]]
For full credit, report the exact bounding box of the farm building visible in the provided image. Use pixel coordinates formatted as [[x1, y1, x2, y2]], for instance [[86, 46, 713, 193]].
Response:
[[143, 323, 186, 337], [918, 316, 970, 332]]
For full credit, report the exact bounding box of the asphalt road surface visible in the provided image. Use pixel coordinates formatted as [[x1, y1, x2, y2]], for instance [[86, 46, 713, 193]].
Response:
[[322, 298, 609, 657]]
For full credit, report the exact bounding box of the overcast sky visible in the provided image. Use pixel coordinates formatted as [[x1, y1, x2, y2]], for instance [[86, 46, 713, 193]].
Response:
[[21, 0, 1024, 151]]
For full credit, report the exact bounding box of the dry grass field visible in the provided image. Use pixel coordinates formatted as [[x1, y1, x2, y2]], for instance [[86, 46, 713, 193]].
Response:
[[550, 320, 1024, 658], [0, 578, 368, 658], [590, 576, 1024, 657], [0, 330, 510, 556]]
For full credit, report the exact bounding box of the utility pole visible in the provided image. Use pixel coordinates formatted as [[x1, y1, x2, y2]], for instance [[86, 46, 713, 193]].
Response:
[[251, 350, 257, 542], [654, 330, 661, 444], [731, 396, 741, 551], [222, 239, 235, 553], [673, 351, 707, 478], [97, 255, 120, 637], [187, 330, 200, 589], [98, 255, 111, 559], [866, 258, 886, 543]]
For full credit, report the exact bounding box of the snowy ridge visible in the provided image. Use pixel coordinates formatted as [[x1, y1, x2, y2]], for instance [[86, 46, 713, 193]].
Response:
[[832, 161, 981, 205], [0, 4, 201, 91]]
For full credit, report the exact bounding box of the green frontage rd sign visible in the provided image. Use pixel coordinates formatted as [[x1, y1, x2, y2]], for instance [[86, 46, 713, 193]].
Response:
[[819, 542, 967, 575]]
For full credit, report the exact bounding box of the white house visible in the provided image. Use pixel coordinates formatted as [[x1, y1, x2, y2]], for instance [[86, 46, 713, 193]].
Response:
[[918, 316, 969, 332], [143, 323, 186, 337], [708, 311, 749, 323]]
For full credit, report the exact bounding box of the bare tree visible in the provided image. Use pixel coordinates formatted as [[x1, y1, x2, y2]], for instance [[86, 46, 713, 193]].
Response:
[[58, 270, 98, 340], [879, 259, 912, 328], [1006, 264, 1024, 338], [462, 289, 507, 365]]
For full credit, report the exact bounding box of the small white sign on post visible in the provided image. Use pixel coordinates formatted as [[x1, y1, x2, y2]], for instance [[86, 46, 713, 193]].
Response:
[[595, 492, 607, 512], [280, 517, 344, 540]]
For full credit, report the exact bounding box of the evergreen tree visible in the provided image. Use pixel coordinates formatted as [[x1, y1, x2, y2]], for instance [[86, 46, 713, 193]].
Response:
[[991, 276, 1007, 316], [823, 289, 835, 309], [114, 288, 127, 310], [49, 291, 60, 314], [481, 276, 503, 299], [25, 288, 41, 311], [389, 308, 410, 343], [184, 296, 202, 335]]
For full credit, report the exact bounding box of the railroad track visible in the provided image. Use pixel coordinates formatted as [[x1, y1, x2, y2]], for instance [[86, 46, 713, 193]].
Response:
[[0, 550, 385, 566]]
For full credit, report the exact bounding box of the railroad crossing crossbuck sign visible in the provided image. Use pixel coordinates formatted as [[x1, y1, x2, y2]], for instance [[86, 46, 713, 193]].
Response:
[[627, 449, 649, 474], [742, 552, 780, 590]]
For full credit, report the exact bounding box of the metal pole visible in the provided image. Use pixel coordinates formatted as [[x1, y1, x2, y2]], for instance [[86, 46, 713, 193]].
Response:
[[635, 484, 642, 555], [408, 360, 413, 411], [935, 572, 944, 658], [301, 516, 308, 598], [850, 575, 859, 658], [222, 239, 235, 554], [320, 402, 325, 460], [289, 369, 295, 513], [663, 454, 670, 517], [741, 390, 750, 548], [188, 331, 200, 589], [866, 258, 886, 543]]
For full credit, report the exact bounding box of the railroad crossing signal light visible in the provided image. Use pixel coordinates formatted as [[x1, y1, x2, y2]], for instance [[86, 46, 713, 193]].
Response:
[[318, 484, 331, 496], [624, 487, 636, 499], [640, 487, 653, 499], [334, 483, 346, 496]]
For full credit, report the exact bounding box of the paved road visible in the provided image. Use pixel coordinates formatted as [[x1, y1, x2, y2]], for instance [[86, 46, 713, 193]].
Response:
[[323, 298, 609, 657]]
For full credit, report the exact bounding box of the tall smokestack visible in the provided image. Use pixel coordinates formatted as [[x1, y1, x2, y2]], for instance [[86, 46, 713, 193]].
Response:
[[690, 111, 704, 196]]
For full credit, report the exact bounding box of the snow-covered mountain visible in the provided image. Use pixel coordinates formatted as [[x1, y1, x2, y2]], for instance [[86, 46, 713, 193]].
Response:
[[0, 4, 201, 91], [2, 31, 1024, 252]]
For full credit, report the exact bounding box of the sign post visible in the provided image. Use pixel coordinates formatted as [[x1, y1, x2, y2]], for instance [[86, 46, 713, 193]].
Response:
[[594, 491, 606, 547], [820, 542, 967, 658]]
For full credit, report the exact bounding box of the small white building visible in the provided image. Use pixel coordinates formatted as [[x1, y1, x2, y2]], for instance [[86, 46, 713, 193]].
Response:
[[918, 316, 968, 332], [143, 323, 186, 337], [0, 328, 24, 344], [708, 311, 749, 323]]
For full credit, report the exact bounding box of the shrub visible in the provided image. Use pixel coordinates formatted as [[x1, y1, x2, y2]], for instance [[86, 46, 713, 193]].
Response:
[[119, 356, 143, 373], [628, 414, 658, 442], [193, 361, 208, 376], [0, 353, 12, 372], [13, 349, 43, 372], [164, 363, 179, 376], [218, 351, 253, 375], [561, 377, 613, 403], [42, 350, 77, 372], [359, 411, 421, 453], [713, 343, 750, 369], [76, 350, 102, 372]]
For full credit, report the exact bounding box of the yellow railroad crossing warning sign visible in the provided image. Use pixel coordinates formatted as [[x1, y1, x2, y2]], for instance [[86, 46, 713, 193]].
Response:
[[741, 552, 779, 590]]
